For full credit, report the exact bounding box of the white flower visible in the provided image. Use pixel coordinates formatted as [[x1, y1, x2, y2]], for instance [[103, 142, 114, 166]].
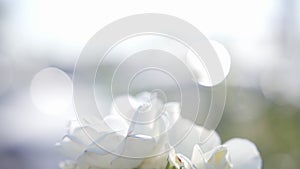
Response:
[[57, 92, 180, 169], [165, 106, 262, 169], [190, 137, 262, 169], [57, 92, 262, 169]]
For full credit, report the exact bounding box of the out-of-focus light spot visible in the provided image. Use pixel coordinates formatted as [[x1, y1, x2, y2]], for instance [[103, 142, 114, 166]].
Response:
[[0, 57, 13, 95], [186, 40, 231, 86], [30, 67, 72, 115]]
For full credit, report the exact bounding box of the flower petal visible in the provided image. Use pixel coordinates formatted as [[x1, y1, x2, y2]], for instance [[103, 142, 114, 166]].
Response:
[[122, 134, 156, 158], [168, 118, 221, 158], [71, 126, 104, 145], [205, 146, 232, 169], [77, 146, 143, 169], [78, 137, 142, 169], [59, 160, 77, 169], [56, 136, 85, 160], [163, 102, 181, 129], [224, 138, 262, 169], [191, 144, 206, 169], [104, 115, 129, 136]]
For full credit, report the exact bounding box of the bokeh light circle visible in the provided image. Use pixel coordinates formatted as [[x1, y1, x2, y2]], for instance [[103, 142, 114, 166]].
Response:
[[30, 67, 73, 115]]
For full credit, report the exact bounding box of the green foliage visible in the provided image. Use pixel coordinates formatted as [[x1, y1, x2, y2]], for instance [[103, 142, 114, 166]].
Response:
[[217, 87, 300, 169]]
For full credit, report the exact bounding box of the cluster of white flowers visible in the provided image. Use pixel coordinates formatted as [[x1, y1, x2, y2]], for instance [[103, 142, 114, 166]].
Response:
[[56, 92, 262, 169]]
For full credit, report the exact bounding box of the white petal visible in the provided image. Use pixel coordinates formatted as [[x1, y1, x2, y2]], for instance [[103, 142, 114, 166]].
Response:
[[191, 144, 206, 169], [151, 102, 181, 138], [79, 132, 156, 168], [205, 146, 232, 169], [87, 131, 124, 154], [138, 142, 172, 169], [77, 147, 142, 169], [163, 102, 181, 129], [56, 136, 85, 160], [224, 138, 262, 169], [138, 151, 169, 169], [59, 161, 77, 169], [122, 135, 156, 158], [57, 126, 109, 160], [104, 115, 129, 136], [168, 118, 221, 158], [78, 140, 142, 168], [72, 126, 104, 145], [77, 151, 132, 169]]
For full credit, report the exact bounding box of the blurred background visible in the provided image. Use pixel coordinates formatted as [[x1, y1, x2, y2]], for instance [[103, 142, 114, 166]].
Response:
[[0, 0, 299, 169]]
